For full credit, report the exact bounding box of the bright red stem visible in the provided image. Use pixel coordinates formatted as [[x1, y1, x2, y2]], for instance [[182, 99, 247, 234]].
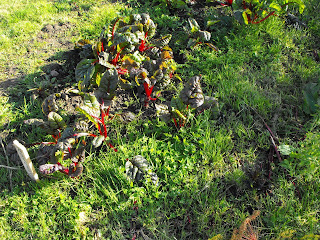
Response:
[[173, 118, 178, 128], [73, 133, 97, 138], [101, 41, 104, 52], [250, 11, 275, 24], [101, 107, 109, 138], [108, 143, 117, 152], [112, 19, 120, 41], [139, 40, 146, 52], [106, 106, 110, 116], [57, 162, 69, 175], [91, 115, 103, 124], [242, 0, 247, 9], [111, 46, 125, 66], [67, 147, 72, 157], [139, 31, 150, 52], [52, 134, 58, 143], [117, 68, 128, 75], [169, 72, 173, 79], [143, 82, 153, 97]]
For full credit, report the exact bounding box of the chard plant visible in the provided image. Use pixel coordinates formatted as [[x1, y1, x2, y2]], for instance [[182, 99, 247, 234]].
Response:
[[185, 18, 212, 48], [75, 13, 177, 106], [233, 0, 305, 24], [156, 76, 219, 128], [171, 76, 205, 128], [24, 111, 87, 177], [76, 93, 118, 151], [125, 155, 158, 186]]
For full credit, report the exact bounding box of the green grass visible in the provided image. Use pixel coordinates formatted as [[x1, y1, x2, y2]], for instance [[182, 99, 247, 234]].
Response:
[[0, 0, 320, 239]]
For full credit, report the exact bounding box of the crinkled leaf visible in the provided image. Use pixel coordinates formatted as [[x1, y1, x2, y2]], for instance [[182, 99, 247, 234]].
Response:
[[206, 20, 220, 28], [77, 94, 100, 122], [75, 59, 96, 87], [76, 106, 99, 128], [151, 34, 172, 48], [93, 89, 115, 102], [233, 10, 246, 24], [130, 51, 145, 63], [48, 112, 67, 130], [125, 155, 158, 185], [98, 52, 115, 69], [112, 32, 140, 47], [75, 39, 92, 48], [141, 13, 150, 25], [39, 164, 65, 175], [84, 93, 100, 109], [201, 96, 219, 109], [100, 68, 119, 94], [171, 96, 186, 112], [130, 14, 142, 23], [198, 30, 211, 42], [188, 18, 200, 33], [121, 56, 139, 71], [287, 0, 305, 13], [60, 127, 76, 141], [161, 51, 173, 60], [42, 94, 59, 115], [145, 19, 156, 38], [278, 145, 295, 156], [197, 96, 219, 116], [179, 76, 204, 108], [79, 44, 94, 59], [242, 10, 251, 25], [92, 135, 105, 148], [68, 163, 84, 177], [269, 2, 282, 11], [155, 103, 171, 122], [24, 118, 54, 135]]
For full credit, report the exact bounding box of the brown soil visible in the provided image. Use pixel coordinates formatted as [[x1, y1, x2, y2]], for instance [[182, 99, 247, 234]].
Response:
[[0, 21, 77, 97]]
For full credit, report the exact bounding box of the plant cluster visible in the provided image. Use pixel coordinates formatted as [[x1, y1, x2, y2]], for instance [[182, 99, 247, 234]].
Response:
[[233, 0, 305, 24], [10, 13, 218, 179], [75, 13, 176, 106], [159, 0, 305, 25]]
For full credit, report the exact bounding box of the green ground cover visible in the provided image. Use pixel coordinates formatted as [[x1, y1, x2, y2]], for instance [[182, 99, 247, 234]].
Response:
[[0, 0, 319, 239]]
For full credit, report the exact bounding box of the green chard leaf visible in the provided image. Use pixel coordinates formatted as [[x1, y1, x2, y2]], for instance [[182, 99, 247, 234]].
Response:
[[48, 112, 67, 131], [100, 68, 119, 94], [125, 155, 158, 185], [84, 93, 100, 109], [188, 18, 200, 33], [75, 59, 96, 87], [92, 135, 105, 148]]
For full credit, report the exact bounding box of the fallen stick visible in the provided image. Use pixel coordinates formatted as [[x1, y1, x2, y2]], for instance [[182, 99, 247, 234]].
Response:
[[12, 140, 39, 182]]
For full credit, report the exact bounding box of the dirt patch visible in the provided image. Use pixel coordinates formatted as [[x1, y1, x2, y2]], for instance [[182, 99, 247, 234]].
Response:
[[0, 21, 77, 97]]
